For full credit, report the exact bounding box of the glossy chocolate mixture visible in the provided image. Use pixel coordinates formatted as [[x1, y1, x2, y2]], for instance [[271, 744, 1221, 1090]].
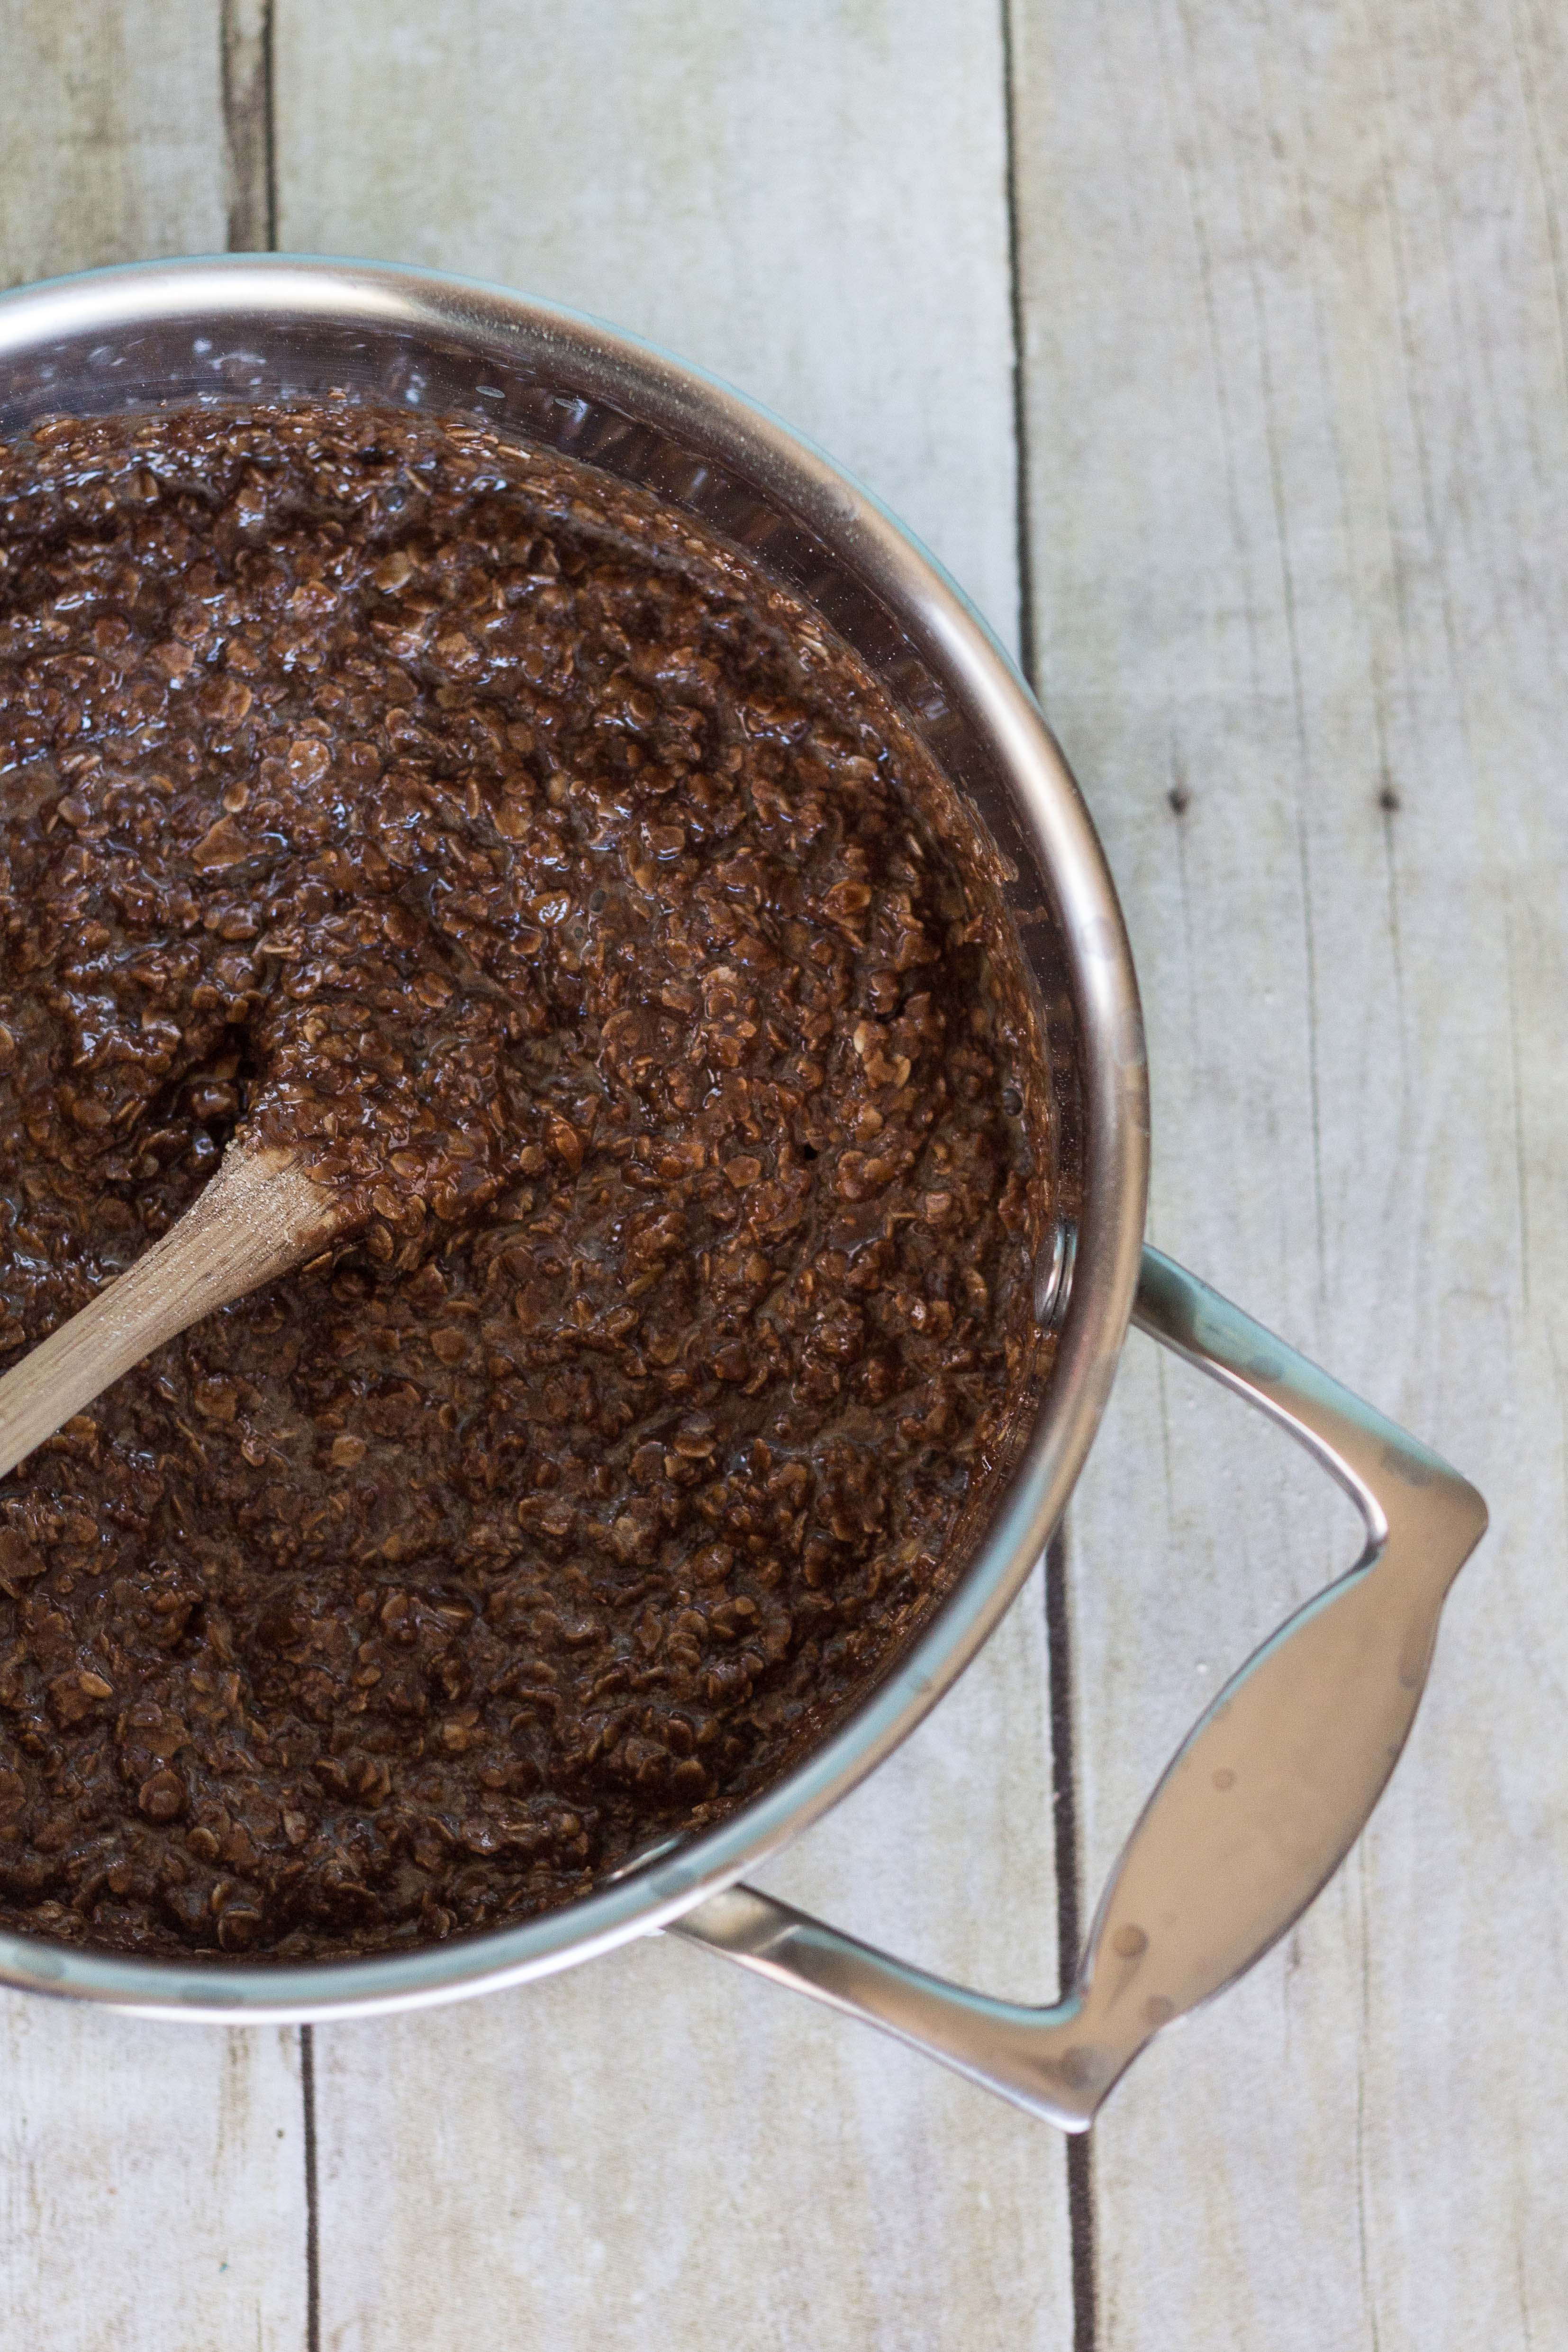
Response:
[[0, 402, 1050, 1960]]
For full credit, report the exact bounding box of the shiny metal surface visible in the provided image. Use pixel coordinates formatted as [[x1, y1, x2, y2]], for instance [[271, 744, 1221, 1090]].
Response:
[[674, 1248, 1489, 2127], [0, 256, 1149, 2024]]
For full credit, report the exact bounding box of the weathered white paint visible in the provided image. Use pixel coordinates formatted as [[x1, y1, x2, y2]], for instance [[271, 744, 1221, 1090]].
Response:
[[272, 0, 1023, 655], [0, 2010, 307, 2351], [0, 0, 230, 289], [1013, 0, 1568, 2343]]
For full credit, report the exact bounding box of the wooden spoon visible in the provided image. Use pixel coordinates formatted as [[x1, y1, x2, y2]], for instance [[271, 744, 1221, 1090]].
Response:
[[0, 1141, 345, 1483]]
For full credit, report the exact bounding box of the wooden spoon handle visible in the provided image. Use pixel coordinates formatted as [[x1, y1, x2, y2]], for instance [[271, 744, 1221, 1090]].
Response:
[[0, 1146, 337, 1482]]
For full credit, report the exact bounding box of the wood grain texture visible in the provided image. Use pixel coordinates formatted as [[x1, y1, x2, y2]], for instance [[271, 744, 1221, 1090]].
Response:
[[272, 0, 1022, 653], [0, 0, 229, 289], [273, 6, 1074, 2347], [0, 1145, 337, 1485], [1012, 0, 1568, 2343], [1, 2012, 307, 2351], [0, 20, 308, 2351]]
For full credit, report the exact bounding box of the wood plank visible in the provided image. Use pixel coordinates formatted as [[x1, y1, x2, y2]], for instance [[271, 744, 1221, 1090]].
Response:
[[1, 2013, 307, 2350], [273, 5, 1075, 2346], [1013, 0, 1568, 2343], [0, 0, 230, 289], [0, 15, 308, 2348], [272, 0, 1022, 654]]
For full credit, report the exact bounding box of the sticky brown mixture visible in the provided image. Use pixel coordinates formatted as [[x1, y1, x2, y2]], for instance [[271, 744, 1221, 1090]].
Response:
[[0, 402, 1049, 1961]]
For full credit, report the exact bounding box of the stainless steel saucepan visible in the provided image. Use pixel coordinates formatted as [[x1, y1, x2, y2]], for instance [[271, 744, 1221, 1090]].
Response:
[[0, 257, 1487, 2130]]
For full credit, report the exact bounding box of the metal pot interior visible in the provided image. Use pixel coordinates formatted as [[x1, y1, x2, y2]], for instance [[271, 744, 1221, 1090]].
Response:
[[0, 258, 1148, 2019]]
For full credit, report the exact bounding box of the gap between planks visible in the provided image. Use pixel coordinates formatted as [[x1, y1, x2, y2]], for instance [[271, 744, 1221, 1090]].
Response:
[[1003, 0, 1099, 2341], [220, 0, 277, 252]]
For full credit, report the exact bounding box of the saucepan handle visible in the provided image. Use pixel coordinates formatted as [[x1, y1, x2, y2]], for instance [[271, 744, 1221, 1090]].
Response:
[[670, 1246, 1487, 2130]]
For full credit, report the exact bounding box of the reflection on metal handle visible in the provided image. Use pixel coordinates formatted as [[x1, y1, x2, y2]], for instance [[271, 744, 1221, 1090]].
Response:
[[671, 1246, 1488, 2130]]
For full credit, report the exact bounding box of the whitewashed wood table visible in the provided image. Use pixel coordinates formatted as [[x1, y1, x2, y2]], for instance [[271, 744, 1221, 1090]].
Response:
[[1, 3, 1563, 2345]]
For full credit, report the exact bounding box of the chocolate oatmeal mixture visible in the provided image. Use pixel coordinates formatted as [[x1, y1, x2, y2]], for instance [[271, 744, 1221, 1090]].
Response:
[[0, 401, 1049, 1960]]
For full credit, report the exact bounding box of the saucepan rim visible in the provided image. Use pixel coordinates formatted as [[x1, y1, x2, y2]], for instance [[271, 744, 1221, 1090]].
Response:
[[0, 255, 1148, 2021]]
